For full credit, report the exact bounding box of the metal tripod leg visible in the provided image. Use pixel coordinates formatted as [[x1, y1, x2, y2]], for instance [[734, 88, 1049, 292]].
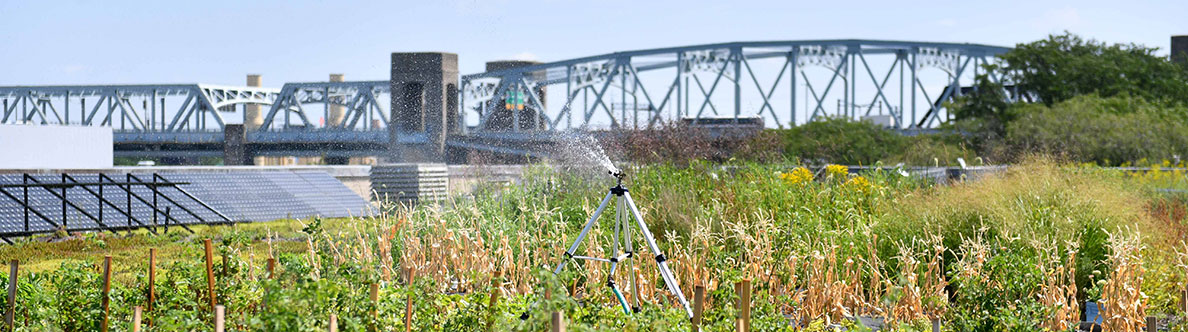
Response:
[[622, 197, 641, 312], [607, 198, 640, 314], [623, 192, 693, 318], [622, 204, 641, 314], [552, 191, 615, 275], [522, 190, 615, 319]]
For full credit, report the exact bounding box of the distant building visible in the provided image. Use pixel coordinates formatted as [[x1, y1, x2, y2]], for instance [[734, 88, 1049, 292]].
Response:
[[1173, 35, 1188, 65]]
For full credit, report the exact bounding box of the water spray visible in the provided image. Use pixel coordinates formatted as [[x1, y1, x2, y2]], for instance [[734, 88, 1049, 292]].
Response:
[[521, 168, 694, 320]]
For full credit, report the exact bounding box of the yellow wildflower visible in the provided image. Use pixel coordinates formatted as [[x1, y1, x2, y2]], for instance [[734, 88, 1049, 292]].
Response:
[[844, 175, 874, 194], [780, 167, 813, 185], [825, 164, 848, 179]]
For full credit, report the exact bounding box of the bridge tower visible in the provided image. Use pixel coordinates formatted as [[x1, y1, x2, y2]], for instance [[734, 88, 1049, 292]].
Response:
[[328, 73, 347, 127], [223, 74, 264, 166], [389, 52, 459, 163], [245, 74, 264, 130]]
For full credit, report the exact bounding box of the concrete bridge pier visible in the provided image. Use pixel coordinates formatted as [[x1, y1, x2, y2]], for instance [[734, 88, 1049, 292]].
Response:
[[223, 124, 251, 165], [388, 52, 459, 163]]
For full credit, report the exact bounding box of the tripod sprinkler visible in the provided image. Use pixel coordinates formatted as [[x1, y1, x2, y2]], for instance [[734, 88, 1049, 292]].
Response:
[[520, 167, 693, 320]]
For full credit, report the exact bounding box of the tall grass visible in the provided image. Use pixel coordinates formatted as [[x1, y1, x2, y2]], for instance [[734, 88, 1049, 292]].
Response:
[[1, 160, 1184, 331]]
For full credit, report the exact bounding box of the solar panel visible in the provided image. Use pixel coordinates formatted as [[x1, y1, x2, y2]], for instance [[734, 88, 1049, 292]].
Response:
[[0, 171, 373, 237]]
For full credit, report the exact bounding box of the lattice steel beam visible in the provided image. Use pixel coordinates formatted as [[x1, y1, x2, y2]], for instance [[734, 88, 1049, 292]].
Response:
[[461, 39, 1011, 132], [259, 81, 390, 131], [0, 84, 279, 132]]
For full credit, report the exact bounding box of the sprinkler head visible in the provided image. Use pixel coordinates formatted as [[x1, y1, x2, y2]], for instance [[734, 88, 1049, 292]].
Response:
[[609, 170, 626, 183]]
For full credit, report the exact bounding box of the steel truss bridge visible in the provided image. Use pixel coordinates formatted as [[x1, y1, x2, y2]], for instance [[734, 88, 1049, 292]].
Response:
[[0, 39, 1010, 160], [0, 82, 394, 158], [462, 39, 1010, 131]]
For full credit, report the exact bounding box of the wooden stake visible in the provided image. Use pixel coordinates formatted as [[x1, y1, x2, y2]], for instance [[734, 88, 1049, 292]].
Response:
[[1181, 287, 1187, 315], [132, 306, 142, 332], [485, 271, 503, 332], [551, 311, 565, 332], [1146, 316, 1157, 332], [932, 318, 941, 332], [736, 279, 751, 332], [204, 239, 217, 310], [5, 260, 17, 331], [101, 256, 112, 332], [370, 283, 380, 312], [404, 267, 415, 332], [691, 284, 705, 332], [214, 305, 225, 332], [148, 248, 156, 311], [262, 256, 275, 310], [328, 313, 338, 332], [367, 283, 379, 332]]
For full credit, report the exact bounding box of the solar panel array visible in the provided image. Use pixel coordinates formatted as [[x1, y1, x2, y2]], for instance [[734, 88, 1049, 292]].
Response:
[[0, 171, 372, 236]]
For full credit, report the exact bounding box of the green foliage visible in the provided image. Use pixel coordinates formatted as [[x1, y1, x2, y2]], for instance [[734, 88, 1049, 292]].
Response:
[[772, 117, 975, 166], [943, 238, 1053, 332], [1004, 95, 1188, 165], [780, 117, 907, 165], [948, 72, 1015, 153], [947, 32, 1188, 164], [1000, 32, 1188, 106], [2, 161, 1185, 330]]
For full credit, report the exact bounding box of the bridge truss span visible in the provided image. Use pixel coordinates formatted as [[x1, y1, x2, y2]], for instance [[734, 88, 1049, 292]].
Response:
[[0, 84, 279, 133], [460, 40, 1011, 132], [259, 80, 390, 131]]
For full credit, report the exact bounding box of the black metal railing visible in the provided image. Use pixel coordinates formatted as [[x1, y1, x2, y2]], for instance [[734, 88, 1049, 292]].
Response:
[[0, 173, 232, 243]]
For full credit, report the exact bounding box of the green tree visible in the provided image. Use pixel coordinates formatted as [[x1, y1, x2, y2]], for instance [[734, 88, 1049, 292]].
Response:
[[948, 32, 1188, 161], [999, 32, 1188, 106], [948, 69, 1015, 152]]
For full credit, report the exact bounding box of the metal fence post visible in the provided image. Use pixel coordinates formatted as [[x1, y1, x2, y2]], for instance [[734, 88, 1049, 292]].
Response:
[[126, 173, 132, 228], [22, 175, 28, 233], [98, 173, 104, 229], [61, 174, 67, 228], [151, 173, 158, 229]]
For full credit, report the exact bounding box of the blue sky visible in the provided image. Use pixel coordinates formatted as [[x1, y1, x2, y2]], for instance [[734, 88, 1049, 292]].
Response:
[[1, 0, 1184, 87]]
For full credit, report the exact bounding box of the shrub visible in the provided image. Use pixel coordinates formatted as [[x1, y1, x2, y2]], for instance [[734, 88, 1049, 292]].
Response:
[[779, 118, 908, 165], [598, 122, 759, 165], [1005, 95, 1188, 165]]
